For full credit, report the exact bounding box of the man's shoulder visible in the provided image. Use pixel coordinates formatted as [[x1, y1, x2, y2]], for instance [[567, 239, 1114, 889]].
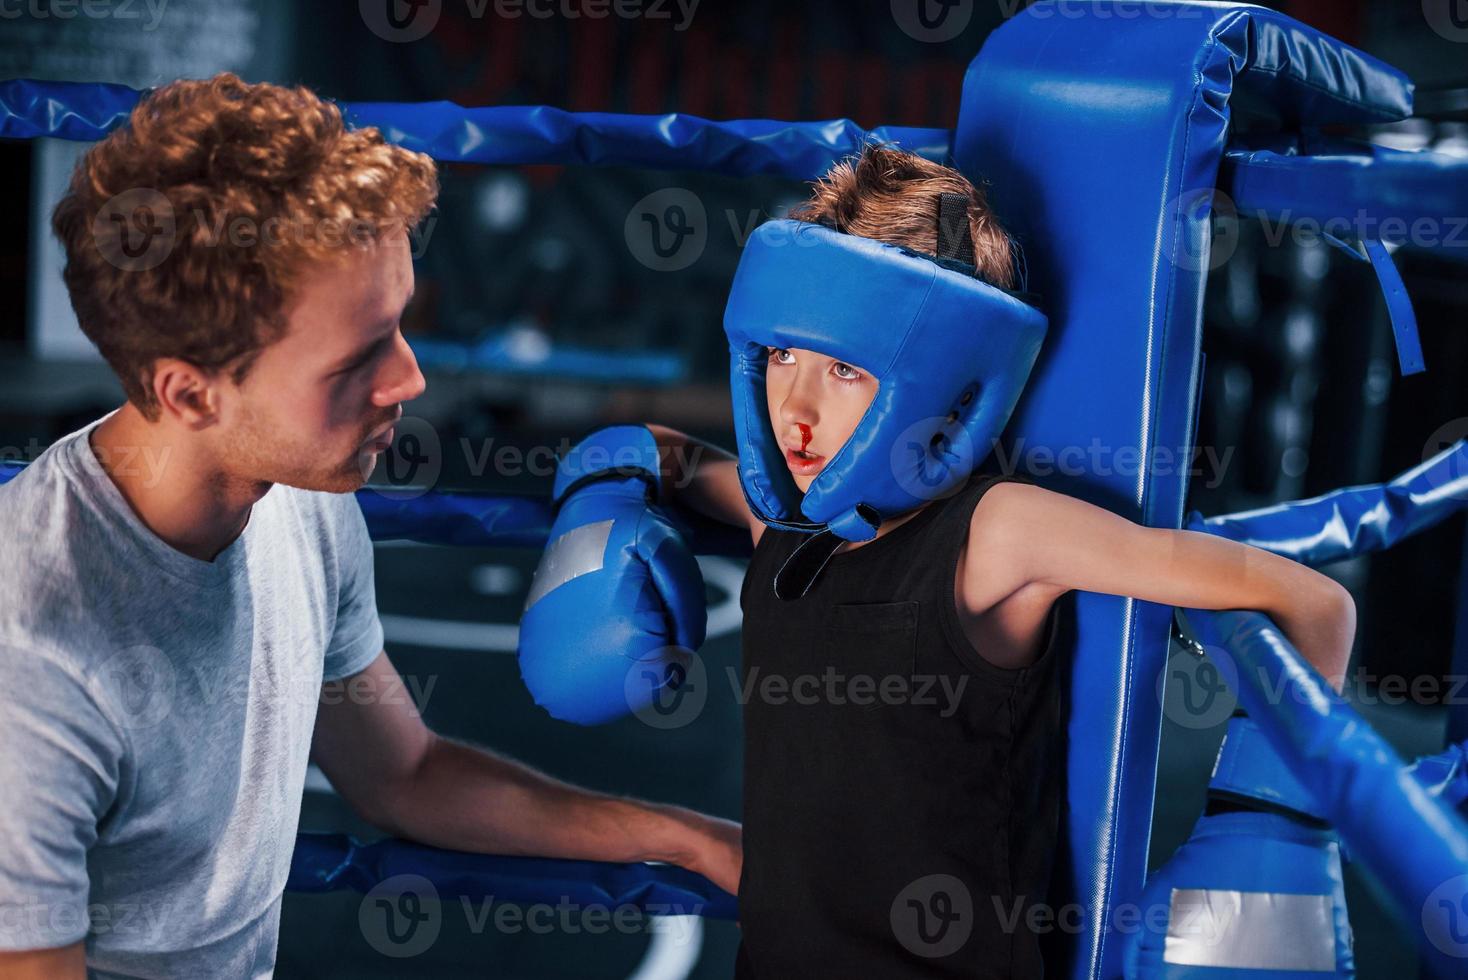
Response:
[[0, 448, 96, 619], [0, 441, 74, 514], [0, 426, 116, 551]]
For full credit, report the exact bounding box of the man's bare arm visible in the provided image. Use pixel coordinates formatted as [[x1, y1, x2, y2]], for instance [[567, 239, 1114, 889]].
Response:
[[0, 941, 86, 979], [311, 650, 742, 894]]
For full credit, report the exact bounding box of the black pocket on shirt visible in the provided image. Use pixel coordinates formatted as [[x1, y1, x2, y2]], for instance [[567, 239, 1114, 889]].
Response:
[[822, 601, 919, 712], [826, 600, 918, 633]]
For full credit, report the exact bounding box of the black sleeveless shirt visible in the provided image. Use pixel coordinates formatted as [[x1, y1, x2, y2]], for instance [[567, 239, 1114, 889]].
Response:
[[734, 470, 1066, 979]]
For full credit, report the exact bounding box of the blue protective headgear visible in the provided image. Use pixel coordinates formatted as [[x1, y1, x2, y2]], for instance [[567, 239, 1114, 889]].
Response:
[[723, 215, 1047, 595]]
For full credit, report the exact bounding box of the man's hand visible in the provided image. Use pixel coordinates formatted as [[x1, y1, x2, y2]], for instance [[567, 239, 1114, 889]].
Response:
[[668, 808, 742, 896]]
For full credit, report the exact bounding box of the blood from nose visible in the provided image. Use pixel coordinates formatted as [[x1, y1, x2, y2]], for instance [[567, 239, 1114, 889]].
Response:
[[797, 423, 812, 452]]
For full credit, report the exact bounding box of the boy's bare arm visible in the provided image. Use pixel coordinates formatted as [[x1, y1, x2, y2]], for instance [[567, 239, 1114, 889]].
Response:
[[644, 423, 758, 535], [967, 482, 1356, 692]]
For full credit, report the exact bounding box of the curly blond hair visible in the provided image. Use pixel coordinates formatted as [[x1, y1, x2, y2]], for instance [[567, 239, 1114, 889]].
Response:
[[788, 143, 1015, 289], [52, 72, 439, 421]]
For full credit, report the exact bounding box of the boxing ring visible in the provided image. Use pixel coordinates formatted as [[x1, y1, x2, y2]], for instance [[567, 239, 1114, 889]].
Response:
[[5, 2, 1468, 976]]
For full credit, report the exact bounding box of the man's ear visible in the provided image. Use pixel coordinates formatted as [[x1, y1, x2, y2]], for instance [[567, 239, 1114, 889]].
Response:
[[151, 358, 221, 428]]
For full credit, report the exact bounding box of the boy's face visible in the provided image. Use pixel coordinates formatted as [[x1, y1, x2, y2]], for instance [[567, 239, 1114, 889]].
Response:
[[764, 346, 878, 492]]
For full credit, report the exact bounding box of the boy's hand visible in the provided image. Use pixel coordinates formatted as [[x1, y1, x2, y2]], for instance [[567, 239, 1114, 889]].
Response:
[[518, 425, 708, 725]]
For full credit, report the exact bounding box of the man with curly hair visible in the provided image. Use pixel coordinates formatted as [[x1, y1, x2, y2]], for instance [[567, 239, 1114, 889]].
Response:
[[0, 73, 740, 979]]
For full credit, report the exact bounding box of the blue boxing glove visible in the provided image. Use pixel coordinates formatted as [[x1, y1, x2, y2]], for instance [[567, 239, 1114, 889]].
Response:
[[517, 425, 706, 725], [1123, 710, 1355, 978]]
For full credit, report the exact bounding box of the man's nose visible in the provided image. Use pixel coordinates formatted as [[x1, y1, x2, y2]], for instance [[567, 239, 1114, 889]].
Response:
[[376, 331, 426, 405]]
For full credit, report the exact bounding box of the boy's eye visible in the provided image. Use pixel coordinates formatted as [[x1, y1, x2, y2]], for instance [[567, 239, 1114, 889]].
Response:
[[766, 348, 862, 383]]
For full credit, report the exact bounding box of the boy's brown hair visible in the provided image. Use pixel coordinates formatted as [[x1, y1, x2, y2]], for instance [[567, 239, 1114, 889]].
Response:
[[51, 72, 439, 421], [788, 143, 1016, 289]]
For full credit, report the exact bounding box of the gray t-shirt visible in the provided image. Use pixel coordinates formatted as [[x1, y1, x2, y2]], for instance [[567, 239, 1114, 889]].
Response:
[[0, 412, 384, 977]]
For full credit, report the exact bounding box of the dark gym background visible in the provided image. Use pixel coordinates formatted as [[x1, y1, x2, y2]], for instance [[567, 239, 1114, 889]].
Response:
[[2, 1, 1465, 977]]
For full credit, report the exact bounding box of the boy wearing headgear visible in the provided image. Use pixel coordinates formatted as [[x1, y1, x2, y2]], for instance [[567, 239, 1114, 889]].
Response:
[[718, 144, 1065, 977], [526, 145, 1357, 976]]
